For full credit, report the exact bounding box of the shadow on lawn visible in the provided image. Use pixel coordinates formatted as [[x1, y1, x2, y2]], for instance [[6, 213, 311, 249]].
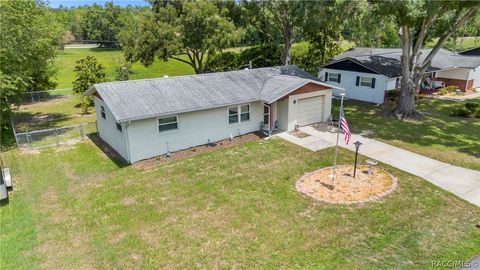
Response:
[[12, 111, 76, 132], [88, 133, 128, 168], [333, 99, 480, 158]]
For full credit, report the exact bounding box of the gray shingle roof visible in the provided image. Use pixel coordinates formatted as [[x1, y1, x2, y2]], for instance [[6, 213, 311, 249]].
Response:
[[324, 47, 480, 77], [86, 65, 341, 122]]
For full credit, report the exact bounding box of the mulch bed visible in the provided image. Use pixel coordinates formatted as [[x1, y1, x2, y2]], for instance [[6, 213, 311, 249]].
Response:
[[296, 165, 397, 204], [133, 132, 266, 170]]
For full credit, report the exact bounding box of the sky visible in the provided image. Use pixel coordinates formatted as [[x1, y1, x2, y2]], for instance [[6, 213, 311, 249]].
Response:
[[47, 0, 150, 8]]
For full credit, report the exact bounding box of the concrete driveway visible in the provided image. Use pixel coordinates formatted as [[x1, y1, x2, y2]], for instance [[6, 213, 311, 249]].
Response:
[[277, 124, 480, 207]]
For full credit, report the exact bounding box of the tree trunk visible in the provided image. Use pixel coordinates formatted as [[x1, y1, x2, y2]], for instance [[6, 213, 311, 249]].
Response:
[[283, 33, 292, 65]]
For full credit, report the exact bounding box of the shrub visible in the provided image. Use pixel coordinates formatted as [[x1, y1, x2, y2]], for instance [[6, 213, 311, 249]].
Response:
[[465, 102, 479, 112], [439, 87, 449, 95], [475, 109, 480, 118], [238, 44, 282, 68], [445, 85, 459, 92], [385, 89, 401, 103], [451, 107, 472, 117], [207, 51, 240, 72]]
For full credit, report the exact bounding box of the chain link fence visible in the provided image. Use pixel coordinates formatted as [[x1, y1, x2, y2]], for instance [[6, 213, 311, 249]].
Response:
[[14, 122, 97, 149], [17, 89, 74, 104]]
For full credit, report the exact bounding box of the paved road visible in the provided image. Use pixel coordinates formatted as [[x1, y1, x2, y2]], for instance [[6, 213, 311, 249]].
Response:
[[277, 124, 480, 207]]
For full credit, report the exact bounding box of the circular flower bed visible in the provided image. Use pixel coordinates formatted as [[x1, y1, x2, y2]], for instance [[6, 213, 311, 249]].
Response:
[[296, 165, 397, 204]]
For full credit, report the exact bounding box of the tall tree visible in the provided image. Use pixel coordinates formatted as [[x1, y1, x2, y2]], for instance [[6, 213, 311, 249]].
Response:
[[373, 1, 479, 118], [121, 1, 242, 74], [245, 0, 310, 65], [72, 56, 106, 113], [80, 3, 124, 48], [0, 0, 61, 131]]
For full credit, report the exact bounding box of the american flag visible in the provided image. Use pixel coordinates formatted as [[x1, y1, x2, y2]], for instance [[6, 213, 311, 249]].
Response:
[[340, 108, 351, 144]]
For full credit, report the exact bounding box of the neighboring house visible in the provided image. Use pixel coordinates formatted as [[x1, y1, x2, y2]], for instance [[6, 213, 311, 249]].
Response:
[[319, 48, 480, 104], [85, 66, 342, 163], [459, 46, 480, 56]]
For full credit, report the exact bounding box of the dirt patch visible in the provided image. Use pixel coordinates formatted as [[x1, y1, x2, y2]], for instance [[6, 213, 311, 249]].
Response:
[[289, 130, 310, 138], [122, 197, 137, 206], [133, 132, 266, 170], [296, 165, 397, 204]]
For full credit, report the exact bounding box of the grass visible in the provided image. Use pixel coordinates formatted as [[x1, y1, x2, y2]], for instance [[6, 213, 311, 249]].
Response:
[[1, 138, 479, 269], [335, 98, 480, 170], [12, 97, 95, 132], [426, 36, 480, 51], [54, 48, 194, 89]]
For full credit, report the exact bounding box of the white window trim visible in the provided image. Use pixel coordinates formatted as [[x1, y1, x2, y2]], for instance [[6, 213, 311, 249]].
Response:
[[228, 103, 251, 125], [158, 115, 179, 135], [328, 73, 340, 83], [360, 76, 374, 88]]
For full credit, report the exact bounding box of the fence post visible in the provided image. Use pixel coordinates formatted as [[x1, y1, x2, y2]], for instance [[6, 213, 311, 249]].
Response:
[[26, 130, 31, 148], [54, 128, 59, 146], [79, 124, 84, 140], [31, 92, 34, 103], [9, 114, 19, 149]]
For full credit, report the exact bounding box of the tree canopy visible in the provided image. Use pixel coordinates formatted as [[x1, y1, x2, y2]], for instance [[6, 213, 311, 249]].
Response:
[[0, 0, 61, 130], [371, 0, 480, 117], [121, 1, 242, 74]]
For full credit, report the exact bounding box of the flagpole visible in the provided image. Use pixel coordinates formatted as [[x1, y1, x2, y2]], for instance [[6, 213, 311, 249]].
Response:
[[333, 92, 346, 176]]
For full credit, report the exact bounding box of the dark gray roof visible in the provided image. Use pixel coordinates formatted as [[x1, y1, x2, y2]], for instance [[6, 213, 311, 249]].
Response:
[[86, 65, 341, 122], [459, 46, 480, 56], [324, 47, 480, 77]]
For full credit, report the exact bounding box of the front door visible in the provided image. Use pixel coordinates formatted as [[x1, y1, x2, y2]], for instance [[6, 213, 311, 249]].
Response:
[[263, 103, 270, 130]]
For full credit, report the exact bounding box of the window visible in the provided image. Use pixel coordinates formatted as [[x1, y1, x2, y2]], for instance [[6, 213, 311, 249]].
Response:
[[356, 76, 376, 88], [328, 73, 341, 83], [360, 77, 373, 87], [116, 122, 122, 132], [263, 104, 270, 125], [228, 106, 238, 124], [158, 116, 178, 132], [240, 105, 250, 122], [229, 104, 250, 124], [395, 78, 401, 89], [100, 106, 106, 119]]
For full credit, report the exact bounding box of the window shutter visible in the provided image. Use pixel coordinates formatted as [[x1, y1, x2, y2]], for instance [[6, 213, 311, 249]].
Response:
[[338, 74, 341, 83], [325, 72, 329, 81], [371, 78, 376, 88], [356, 76, 360, 86]]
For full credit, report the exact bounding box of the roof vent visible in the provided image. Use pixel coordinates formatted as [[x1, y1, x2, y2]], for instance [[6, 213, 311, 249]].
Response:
[[163, 75, 169, 78]]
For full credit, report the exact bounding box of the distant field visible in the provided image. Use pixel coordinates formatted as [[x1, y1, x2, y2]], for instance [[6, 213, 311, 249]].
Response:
[[54, 48, 195, 89], [426, 36, 480, 51]]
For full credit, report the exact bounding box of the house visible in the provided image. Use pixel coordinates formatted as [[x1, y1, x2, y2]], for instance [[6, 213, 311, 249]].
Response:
[[319, 48, 480, 104], [85, 66, 343, 163], [459, 46, 480, 56]]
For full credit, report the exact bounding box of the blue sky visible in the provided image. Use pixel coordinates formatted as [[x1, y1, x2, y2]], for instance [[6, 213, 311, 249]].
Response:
[[47, 0, 150, 8]]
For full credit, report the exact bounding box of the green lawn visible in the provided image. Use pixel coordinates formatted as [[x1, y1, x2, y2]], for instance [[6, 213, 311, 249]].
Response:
[[1, 138, 479, 269], [335, 98, 480, 170], [55, 48, 194, 89], [12, 97, 95, 132], [426, 36, 480, 51]]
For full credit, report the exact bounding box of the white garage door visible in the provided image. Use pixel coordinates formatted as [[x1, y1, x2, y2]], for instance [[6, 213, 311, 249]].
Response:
[[297, 96, 324, 126]]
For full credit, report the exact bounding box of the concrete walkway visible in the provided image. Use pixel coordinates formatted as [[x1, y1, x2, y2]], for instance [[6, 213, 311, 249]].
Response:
[[277, 124, 480, 207]]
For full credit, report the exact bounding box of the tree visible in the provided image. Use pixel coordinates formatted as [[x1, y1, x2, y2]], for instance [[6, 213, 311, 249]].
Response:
[[72, 56, 106, 113], [0, 0, 61, 132], [244, 1, 310, 65], [80, 3, 123, 48], [121, 1, 242, 74], [341, 0, 399, 48], [113, 57, 132, 81], [372, 1, 479, 118]]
